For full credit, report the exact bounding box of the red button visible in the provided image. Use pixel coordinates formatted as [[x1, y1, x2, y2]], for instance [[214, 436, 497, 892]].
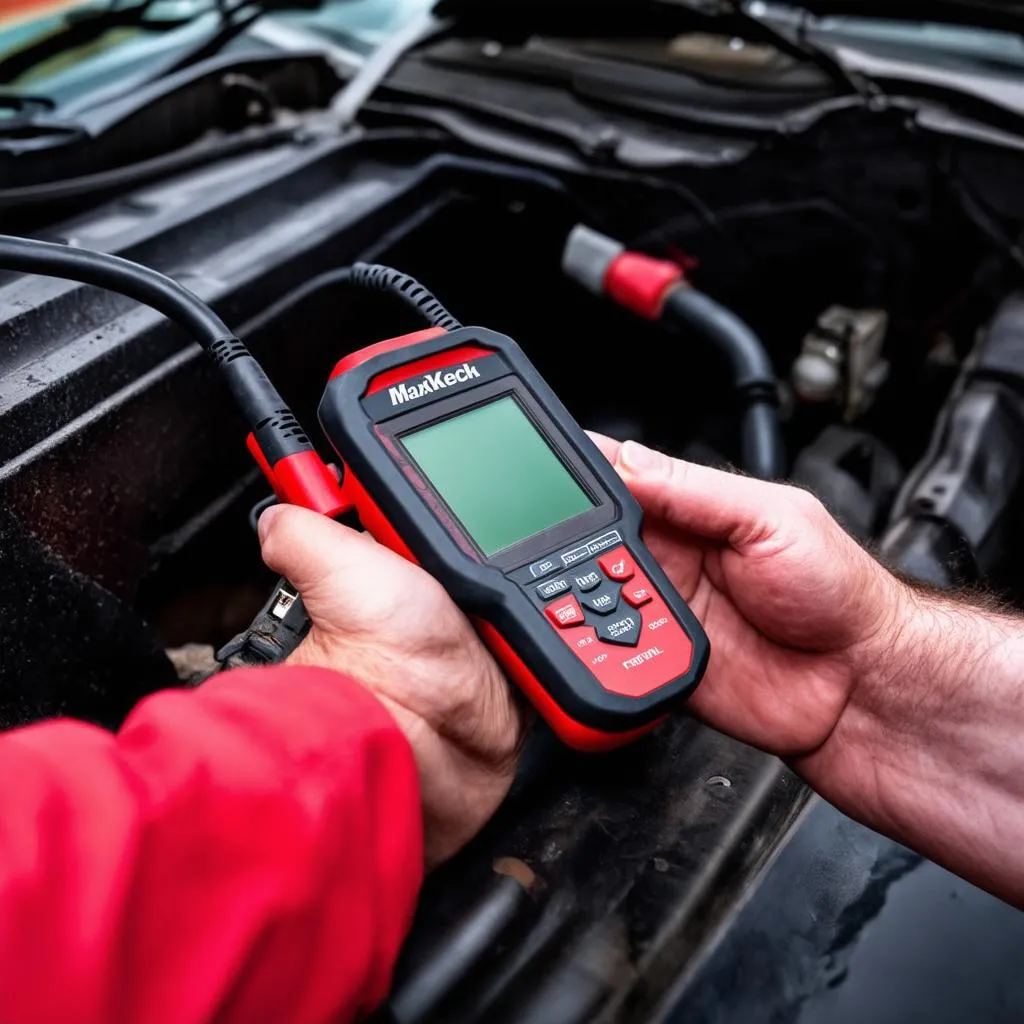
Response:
[[623, 583, 653, 608], [545, 595, 586, 629], [598, 547, 636, 582]]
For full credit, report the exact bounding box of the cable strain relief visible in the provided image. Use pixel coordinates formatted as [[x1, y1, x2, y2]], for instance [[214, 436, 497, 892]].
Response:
[[350, 262, 463, 332], [214, 341, 294, 432], [209, 335, 250, 369], [254, 410, 313, 464]]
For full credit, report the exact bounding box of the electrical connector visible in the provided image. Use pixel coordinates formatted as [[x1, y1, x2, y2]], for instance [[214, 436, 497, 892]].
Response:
[[562, 224, 685, 320], [216, 579, 312, 669]]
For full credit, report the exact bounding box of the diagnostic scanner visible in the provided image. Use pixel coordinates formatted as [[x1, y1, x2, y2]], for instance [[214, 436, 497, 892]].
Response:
[[0, 238, 704, 751], [320, 327, 709, 751]]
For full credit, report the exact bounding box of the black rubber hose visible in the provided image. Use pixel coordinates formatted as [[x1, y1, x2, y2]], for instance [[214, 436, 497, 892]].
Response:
[[388, 867, 535, 1024], [0, 125, 298, 213], [0, 234, 292, 431], [662, 286, 785, 479], [663, 287, 775, 395], [741, 401, 786, 483], [0, 234, 231, 344]]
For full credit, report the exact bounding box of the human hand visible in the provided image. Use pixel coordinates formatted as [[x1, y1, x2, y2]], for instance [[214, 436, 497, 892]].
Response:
[[593, 437, 1024, 909], [590, 436, 907, 768], [258, 506, 523, 867]]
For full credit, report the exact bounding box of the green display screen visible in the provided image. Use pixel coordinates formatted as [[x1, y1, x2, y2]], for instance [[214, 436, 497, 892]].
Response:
[[402, 396, 594, 557]]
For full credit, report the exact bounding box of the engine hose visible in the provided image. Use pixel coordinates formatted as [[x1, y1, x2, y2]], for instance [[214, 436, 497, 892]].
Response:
[[662, 286, 785, 480], [741, 401, 786, 483]]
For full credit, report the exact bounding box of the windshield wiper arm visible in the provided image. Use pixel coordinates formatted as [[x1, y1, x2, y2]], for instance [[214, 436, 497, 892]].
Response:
[[0, 0, 325, 90], [732, 1, 885, 103], [0, 92, 56, 115], [0, 92, 86, 141], [143, 0, 266, 80], [124, 0, 328, 92], [0, 0, 328, 114]]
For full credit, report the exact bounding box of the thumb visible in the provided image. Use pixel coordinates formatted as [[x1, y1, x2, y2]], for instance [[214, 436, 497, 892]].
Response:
[[258, 504, 369, 597], [597, 438, 778, 546]]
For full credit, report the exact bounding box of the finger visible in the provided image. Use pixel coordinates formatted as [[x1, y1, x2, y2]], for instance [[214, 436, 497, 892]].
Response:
[[587, 431, 622, 465], [606, 440, 784, 546], [258, 505, 372, 597]]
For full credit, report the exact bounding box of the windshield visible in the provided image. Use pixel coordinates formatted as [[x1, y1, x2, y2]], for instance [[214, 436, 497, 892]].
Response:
[[0, 0, 432, 108]]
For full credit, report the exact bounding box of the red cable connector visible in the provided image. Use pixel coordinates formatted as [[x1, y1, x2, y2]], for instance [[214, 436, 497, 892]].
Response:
[[604, 251, 685, 321], [246, 434, 351, 519], [562, 223, 688, 320]]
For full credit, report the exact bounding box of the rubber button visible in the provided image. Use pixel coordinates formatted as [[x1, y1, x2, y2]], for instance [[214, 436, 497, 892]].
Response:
[[598, 548, 636, 582], [529, 557, 561, 579], [623, 583, 654, 608], [596, 612, 642, 646], [545, 595, 586, 630], [582, 585, 620, 616], [536, 578, 571, 601], [573, 570, 602, 592]]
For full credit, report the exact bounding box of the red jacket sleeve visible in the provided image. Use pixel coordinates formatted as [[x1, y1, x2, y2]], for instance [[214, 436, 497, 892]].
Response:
[[0, 666, 423, 1024]]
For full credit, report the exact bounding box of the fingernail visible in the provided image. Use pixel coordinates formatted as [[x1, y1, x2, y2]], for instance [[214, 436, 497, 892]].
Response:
[[257, 504, 285, 545], [620, 440, 665, 474]]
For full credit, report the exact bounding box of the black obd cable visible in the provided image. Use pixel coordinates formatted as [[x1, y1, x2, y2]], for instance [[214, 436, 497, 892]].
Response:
[[0, 237, 461, 515], [0, 235, 464, 670], [0, 233, 349, 516]]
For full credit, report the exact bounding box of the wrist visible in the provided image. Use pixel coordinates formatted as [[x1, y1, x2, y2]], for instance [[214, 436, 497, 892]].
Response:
[[844, 569, 921, 703], [849, 582, 1015, 731], [801, 583, 1024, 902], [809, 578, 1020, 808]]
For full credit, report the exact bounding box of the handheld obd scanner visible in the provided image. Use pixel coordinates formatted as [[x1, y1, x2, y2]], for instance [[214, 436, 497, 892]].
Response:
[[318, 326, 709, 751]]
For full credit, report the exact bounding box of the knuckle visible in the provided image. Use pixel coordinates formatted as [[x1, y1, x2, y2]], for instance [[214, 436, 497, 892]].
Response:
[[662, 452, 694, 496], [786, 485, 826, 520], [642, 454, 688, 518]]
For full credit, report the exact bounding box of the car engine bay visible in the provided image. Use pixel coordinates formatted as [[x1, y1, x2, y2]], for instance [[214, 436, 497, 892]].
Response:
[[4, 2, 1024, 1020]]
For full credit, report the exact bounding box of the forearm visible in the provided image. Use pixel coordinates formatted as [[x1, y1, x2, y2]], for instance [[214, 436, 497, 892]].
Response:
[[0, 668, 422, 1023], [801, 585, 1024, 905]]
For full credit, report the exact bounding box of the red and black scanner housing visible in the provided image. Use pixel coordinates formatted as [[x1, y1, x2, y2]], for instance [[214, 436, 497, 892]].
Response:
[[320, 328, 709, 751]]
